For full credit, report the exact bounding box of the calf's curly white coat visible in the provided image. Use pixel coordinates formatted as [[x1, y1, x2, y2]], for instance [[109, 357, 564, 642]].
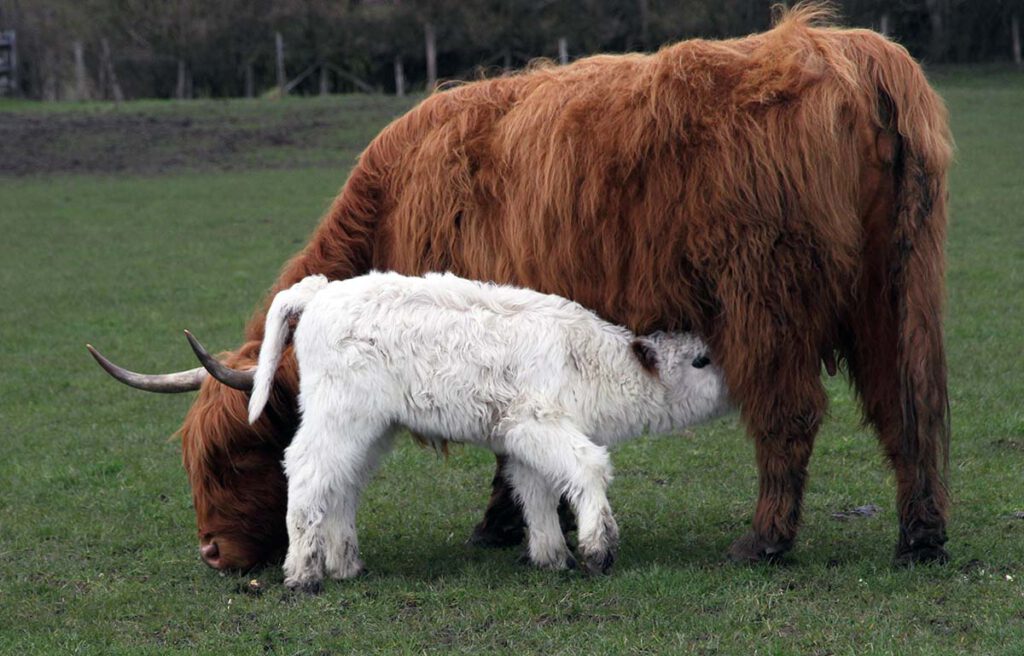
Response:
[[249, 272, 731, 591]]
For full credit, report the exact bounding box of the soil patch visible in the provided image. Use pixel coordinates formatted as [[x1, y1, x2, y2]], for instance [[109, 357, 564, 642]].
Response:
[[0, 98, 411, 176]]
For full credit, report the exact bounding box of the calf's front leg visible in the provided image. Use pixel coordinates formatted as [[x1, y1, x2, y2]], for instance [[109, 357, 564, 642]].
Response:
[[503, 420, 618, 575], [505, 457, 575, 570], [282, 416, 390, 592]]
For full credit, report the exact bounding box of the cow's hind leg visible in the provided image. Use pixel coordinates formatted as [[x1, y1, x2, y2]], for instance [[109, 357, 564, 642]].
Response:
[[504, 420, 618, 575], [845, 307, 950, 565], [470, 456, 575, 548], [505, 457, 575, 570], [282, 416, 390, 592]]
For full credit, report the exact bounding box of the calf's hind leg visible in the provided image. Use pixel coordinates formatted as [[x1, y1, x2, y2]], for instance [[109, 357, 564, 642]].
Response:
[[282, 415, 392, 592], [503, 420, 618, 575]]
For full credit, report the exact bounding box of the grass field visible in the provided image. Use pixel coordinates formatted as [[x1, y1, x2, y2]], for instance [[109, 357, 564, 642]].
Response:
[[1, 69, 1023, 654]]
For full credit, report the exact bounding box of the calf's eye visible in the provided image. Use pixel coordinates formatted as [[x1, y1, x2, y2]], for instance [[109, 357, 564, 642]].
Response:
[[691, 355, 711, 369]]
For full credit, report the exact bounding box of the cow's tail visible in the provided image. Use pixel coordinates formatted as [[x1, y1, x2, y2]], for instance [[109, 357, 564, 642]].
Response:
[[862, 34, 954, 498], [249, 275, 330, 424]]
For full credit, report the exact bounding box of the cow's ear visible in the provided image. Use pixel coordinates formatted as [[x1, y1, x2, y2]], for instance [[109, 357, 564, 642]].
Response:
[[631, 339, 659, 375]]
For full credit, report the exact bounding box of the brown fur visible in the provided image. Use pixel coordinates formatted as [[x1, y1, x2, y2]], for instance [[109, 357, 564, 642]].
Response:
[[180, 3, 952, 569]]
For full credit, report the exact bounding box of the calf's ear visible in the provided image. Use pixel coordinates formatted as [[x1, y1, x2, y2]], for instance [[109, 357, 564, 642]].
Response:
[[631, 339, 659, 375]]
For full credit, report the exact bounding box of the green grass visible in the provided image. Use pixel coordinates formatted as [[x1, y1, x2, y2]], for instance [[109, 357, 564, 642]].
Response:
[[2, 73, 1023, 654]]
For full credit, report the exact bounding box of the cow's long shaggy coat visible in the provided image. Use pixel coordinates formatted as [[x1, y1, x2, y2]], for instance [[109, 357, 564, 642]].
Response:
[[181, 4, 952, 570]]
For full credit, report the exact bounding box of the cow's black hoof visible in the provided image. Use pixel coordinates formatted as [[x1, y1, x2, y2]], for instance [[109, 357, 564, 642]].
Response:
[[894, 541, 950, 567], [894, 525, 949, 567], [727, 531, 792, 564], [468, 520, 525, 548]]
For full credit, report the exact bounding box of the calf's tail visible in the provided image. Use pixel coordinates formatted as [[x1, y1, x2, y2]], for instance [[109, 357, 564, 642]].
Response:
[[248, 274, 330, 424]]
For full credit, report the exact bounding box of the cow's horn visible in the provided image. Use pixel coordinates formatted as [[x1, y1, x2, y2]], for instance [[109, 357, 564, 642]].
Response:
[[87, 344, 207, 393], [184, 330, 255, 392]]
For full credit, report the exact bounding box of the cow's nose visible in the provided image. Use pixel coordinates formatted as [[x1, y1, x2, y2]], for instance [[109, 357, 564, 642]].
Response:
[[200, 541, 221, 568]]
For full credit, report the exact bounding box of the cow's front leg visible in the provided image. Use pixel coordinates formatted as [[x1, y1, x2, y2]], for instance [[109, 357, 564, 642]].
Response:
[[727, 376, 826, 563], [469, 455, 528, 547]]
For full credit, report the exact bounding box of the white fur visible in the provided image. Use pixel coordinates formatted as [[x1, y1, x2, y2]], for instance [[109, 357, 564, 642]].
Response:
[[250, 272, 731, 589]]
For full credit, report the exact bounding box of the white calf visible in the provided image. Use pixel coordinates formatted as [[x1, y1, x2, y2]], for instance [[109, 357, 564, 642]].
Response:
[[248, 272, 731, 592]]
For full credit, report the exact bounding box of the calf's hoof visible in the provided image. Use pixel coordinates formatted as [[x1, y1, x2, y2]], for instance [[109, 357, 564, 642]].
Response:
[[580, 548, 616, 576], [284, 576, 323, 595], [517, 551, 576, 571], [727, 531, 792, 564]]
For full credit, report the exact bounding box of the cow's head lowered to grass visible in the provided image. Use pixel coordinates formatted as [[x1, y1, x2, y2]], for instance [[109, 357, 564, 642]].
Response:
[[89, 339, 296, 569]]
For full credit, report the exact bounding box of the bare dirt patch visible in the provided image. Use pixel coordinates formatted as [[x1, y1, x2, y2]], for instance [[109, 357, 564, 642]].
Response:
[[0, 97, 412, 176]]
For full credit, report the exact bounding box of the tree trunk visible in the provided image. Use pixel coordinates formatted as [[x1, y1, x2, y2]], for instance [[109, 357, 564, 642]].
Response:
[[73, 40, 87, 101], [879, 11, 891, 37], [244, 60, 255, 98], [275, 31, 286, 95], [393, 55, 405, 97], [1013, 14, 1022, 66], [319, 61, 329, 95], [502, 47, 511, 71], [424, 21, 437, 92], [175, 58, 187, 99], [100, 38, 124, 103], [558, 37, 568, 65]]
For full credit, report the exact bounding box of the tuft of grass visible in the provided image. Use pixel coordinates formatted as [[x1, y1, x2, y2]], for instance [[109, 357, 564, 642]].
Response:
[[1, 70, 1023, 654]]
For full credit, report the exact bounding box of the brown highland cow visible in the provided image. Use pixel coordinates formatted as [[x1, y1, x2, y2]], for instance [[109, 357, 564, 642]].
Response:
[[91, 4, 952, 571]]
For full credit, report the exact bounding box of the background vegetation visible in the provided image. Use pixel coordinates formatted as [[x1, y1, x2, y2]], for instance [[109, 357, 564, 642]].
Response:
[[0, 65, 1022, 652], [1, 0, 1022, 101]]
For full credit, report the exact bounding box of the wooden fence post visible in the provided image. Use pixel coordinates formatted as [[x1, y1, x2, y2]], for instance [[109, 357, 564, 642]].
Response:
[[0, 30, 17, 97], [424, 21, 436, 92], [73, 40, 88, 101], [175, 58, 187, 99], [276, 31, 286, 95], [319, 60, 329, 95], [99, 38, 124, 102], [244, 60, 255, 98], [42, 48, 57, 101], [638, 0, 650, 49], [1013, 13, 1022, 66], [394, 55, 405, 97]]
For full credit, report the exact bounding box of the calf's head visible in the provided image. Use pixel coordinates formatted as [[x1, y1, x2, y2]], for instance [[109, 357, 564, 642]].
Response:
[[633, 332, 733, 425]]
